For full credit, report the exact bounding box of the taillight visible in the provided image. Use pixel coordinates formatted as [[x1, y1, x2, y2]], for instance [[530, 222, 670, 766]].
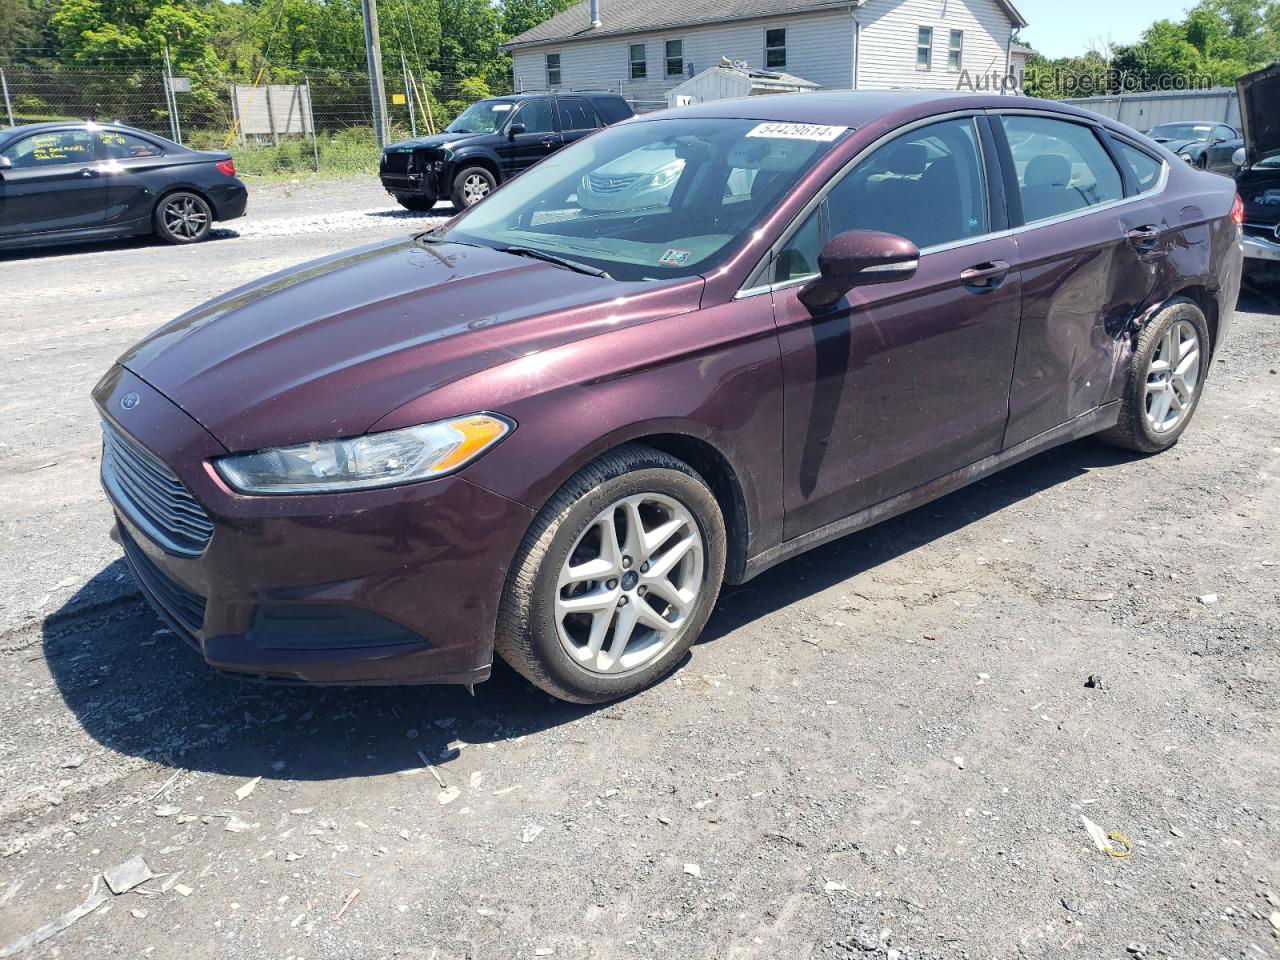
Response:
[[216, 159, 236, 177], [1231, 193, 1245, 226]]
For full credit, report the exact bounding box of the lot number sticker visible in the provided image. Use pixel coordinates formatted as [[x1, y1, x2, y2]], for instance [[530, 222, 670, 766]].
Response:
[[746, 122, 846, 142]]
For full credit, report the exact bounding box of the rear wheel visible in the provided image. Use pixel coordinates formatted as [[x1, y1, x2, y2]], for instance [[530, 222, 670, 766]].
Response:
[[1099, 298, 1210, 453], [394, 193, 438, 212], [495, 445, 726, 703], [154, 192, 212, 244], [450, 166, 496, 209]]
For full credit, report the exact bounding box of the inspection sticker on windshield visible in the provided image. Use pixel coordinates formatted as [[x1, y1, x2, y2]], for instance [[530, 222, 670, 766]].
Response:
[[746, 122, 845, 142], [659, 248, 692, 266]]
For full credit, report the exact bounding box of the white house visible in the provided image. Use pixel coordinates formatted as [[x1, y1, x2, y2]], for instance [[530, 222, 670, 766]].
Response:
[[502, 0, 1029, 106]]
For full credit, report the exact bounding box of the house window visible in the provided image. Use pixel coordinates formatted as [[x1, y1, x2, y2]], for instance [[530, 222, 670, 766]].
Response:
[[948, 30, 963, 71], [630, 43, 647, 80], [916, 27, 932, 70], [765, 28, 786, 69], [546, 53, 561, 86], [665, 39, 683, 77]]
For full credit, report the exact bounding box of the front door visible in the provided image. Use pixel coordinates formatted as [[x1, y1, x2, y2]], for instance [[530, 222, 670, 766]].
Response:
[[95, 129, 169, 228], [496, 99, 562, 177], [772, 116, 1024, 538], [0, 128, 106, 239], [995, 112, 1168, 446]]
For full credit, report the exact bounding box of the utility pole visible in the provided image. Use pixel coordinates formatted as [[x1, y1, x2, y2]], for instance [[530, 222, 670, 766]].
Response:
[[1, 69, 15, 129], [361, 0, 390, 147], [401, 51, 416, 138]]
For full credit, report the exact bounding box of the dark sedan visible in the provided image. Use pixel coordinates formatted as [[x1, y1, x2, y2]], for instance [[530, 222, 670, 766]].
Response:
[[0, 122, 247, 251], [1147, 120, 1242, 174], [94, 92, 1242, 703]]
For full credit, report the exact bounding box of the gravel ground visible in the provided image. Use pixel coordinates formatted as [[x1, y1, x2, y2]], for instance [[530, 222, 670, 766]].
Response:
[[1, 176, 1278, 960]]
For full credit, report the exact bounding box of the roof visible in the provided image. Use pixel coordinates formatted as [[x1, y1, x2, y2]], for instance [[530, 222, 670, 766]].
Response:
[[670, 63, 821, 93], [502, 0, 1027, 49]]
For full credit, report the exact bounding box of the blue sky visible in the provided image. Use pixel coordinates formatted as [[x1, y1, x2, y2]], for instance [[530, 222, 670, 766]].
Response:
[[1017, 0, 1198, 59]]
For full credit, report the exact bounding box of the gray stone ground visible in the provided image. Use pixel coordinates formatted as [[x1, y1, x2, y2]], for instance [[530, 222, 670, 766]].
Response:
[[0, 177, 1277, 960]]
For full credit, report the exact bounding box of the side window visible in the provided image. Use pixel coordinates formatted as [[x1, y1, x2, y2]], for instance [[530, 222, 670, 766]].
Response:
[[557, 98, 598, 131], [774, 208, 822, 283], [1214, 125, 1236, 142], [514, 99, 555, 134], [96, 130, 164, 160], [917, 27, 933, 70], [591, 97, 631, 125], [1, 129, 95, 169], [765, 28, 786, 69], [1113, 140, 1163, 193], [665, 39, 683, 77], [630, 43, 646, 80], [826, 116, 989, 250], [545, 54, 561, 86], [1000, 115, 1124, 223]]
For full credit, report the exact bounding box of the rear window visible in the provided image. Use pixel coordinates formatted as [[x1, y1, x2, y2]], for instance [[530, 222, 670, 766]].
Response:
[[1113, 140, 1163, 193], [591, 96, 633, 125]]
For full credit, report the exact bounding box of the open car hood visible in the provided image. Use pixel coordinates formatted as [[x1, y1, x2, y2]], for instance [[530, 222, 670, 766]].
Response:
[[1237, 62, 1280, 167]]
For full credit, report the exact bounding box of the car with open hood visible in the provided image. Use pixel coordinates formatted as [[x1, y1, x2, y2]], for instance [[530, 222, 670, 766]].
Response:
[[95, 92, 1242, 703], [1233, 62, 1280, 276]]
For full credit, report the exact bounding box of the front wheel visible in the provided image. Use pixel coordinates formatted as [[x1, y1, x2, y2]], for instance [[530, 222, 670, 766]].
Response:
[[1099, 298, 1210, 453], [450, 166, 496, 209], [154, 191, 212, 244], [393, 193, 438, 212], [495, 444, 727, 703]]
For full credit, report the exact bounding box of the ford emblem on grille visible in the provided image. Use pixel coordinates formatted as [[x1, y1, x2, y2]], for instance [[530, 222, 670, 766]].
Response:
[[120, 392, 140, 410]]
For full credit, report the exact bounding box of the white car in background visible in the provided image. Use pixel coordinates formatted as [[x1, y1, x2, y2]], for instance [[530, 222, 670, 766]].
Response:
[[577, 142, 758, 213]]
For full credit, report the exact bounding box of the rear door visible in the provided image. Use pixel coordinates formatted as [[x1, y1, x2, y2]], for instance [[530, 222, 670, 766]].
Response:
[[770, 115, 1025, 537], [992, 111, 1168, 447], [495, 99, 561, 177], [0, 128, 106, 239], [555, 97, 601, 148]]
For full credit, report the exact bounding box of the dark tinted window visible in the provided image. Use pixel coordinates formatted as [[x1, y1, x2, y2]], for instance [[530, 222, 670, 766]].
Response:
[[2, 129, 95, 168], [826, 117, 989, 249], [514, 99, 555, 134], [775, 208, 821, 283], [666, 39, 683, 76], [1001, 115, 1124, 223], [591, 96, 632, 125], [545, 54, 561, 86], [96, 130, 163, 160], [1114, 140, 1162, 193], [765, 28, 786, 69], [557, 98, 598, 131], [630, 44, 646, 79], [1213, 124, 1236, 141]]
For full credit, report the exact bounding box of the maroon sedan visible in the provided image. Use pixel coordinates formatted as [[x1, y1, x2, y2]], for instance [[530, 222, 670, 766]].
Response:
[[94, 92, 1243, 703]]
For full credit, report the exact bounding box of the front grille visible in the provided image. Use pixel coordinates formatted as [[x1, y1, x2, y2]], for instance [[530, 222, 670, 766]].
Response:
[[382, 151, 411, 174], [585, 173, 641, 194], [1244, 222, 1280, 241], [102, 420, 213, 556], [120, 529, 207, 640]]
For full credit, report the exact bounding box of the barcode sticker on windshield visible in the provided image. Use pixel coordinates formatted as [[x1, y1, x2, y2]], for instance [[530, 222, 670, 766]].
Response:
[[745, 122, 846, 142]]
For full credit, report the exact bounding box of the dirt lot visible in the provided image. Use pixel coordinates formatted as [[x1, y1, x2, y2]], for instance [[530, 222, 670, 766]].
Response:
[[1, 177, 1278, 960]]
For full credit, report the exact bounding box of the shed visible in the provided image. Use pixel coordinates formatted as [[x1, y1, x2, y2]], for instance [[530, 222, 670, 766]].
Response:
[[666, 61, 819, 108]]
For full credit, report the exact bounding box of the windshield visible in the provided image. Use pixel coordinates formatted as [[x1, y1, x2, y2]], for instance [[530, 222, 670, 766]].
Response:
[[434, 117, 845, 282], [446, 100, 514, 135], [1150, 123, 1212, 141]]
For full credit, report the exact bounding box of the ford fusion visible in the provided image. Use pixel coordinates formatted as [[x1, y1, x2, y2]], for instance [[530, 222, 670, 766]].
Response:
[[95, 92, 1243, 703]]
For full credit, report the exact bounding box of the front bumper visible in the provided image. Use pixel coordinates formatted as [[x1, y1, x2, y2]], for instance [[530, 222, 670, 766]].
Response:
[[94, 366, 533, 686], [380, 165, 443, 200]]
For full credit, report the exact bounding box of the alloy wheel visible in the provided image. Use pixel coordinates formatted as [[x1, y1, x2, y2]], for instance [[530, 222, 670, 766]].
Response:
[[162, 196, 209, 240], [462, 174, 491, 205], [1145, 318, 1201, 433], [554, 493, 705, 674]]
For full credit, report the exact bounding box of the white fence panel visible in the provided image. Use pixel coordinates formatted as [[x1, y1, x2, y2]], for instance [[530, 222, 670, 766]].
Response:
[[1065, 88, 1239, 134]]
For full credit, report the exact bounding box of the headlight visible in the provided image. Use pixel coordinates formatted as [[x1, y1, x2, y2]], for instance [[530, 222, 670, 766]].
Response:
[[1182, 153, 1195, 163], [644, 161, 684, 189], [214, 414, 513, 494]]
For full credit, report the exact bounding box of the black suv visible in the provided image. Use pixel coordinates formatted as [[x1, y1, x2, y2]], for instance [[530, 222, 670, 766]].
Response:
[[379, 92, 634, 211]]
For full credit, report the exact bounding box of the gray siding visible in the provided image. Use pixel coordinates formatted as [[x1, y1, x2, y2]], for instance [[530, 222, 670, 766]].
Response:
[[855, 0, 1012, 91], [512, 11, 854, 104]]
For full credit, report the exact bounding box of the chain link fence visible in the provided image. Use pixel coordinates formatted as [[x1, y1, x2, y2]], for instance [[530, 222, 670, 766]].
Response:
[[0, 64, 516, 175]]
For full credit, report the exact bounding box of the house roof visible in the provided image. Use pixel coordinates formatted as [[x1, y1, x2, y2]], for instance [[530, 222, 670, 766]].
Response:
[[502, 0, 1028, 50]]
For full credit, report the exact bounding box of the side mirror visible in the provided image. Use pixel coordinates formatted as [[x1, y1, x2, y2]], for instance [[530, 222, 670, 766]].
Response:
[[1232, 147, 1247, 169], [508, 122, 526, 139], [798, 229, 919, 310], [0, 156, 11, 171]]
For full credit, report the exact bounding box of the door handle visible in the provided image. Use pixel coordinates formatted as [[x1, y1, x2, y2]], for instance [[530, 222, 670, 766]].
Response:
[[540, 137, 557, 149], [1126, 225, 1162, 248], [960, 260, 1010, 290], [79, 167, 100, 178]]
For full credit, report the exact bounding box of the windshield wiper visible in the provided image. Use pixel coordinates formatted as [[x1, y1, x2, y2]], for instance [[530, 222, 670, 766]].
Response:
[[497, 245, 612, 279]]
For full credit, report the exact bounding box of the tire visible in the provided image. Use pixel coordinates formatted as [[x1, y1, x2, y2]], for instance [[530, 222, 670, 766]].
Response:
[[394, 193, 438, 212], [154, 191, 212, 244], [450, 166, 497, 209], [1098, 298, 1211, 453], [1195, 154, 1208, 170], [495, 444, 727, 704]]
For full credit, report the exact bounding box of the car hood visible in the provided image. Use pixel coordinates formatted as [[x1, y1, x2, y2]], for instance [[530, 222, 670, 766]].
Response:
[[1151, 137, 1200, 154], [384, 132, 477, 152], [1238, 61, 1280, 167], [119, 237, 705, 452]]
